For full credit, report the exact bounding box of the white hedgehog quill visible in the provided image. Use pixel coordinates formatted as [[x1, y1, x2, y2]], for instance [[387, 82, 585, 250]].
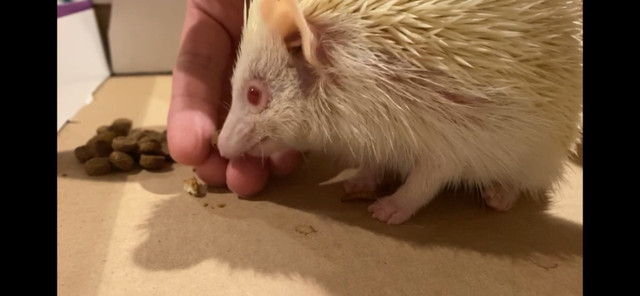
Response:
[[217, 0, 583, 224]]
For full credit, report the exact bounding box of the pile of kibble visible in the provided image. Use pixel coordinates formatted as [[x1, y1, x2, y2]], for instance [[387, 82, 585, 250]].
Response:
[[74, 118, 173, 176]]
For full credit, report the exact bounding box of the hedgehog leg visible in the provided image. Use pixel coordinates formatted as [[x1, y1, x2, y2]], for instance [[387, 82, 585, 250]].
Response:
[[481, 183, 520, 212], [344, 167, 380, 194], [368, 163, 451, 225]]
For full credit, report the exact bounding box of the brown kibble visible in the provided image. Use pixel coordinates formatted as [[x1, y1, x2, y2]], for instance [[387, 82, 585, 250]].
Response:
[[183, 177, 206, 197], [88, 131, 117, 145], [203, 203, 209, 207], [340, 192, 378, 202], [139, 154, 165, 170], [96, 125, 109, 134], [128, 129, 144, 141], [84, 157, 111, 176], [74, 145, 93, 163], [87, 139, 113, 157], [112, 136, 138, 153], [211, 130, 219, 147], [108, 118, 133, 136], [140, 130, 163, 142], [109, 151, 135, 171], [161, 141, 171, 158], [138, 140, 161, 154], [217, 203, 226, 208]]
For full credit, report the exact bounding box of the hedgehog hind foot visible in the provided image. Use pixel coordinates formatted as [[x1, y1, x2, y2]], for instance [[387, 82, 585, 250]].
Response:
[[481, 184, 520, 211]]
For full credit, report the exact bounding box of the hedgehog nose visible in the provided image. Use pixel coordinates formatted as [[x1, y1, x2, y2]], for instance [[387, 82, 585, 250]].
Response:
[[217, 115, 253, 160]]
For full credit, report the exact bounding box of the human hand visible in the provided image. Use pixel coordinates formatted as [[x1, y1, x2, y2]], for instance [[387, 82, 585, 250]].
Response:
[[167, 0, 301, 196]]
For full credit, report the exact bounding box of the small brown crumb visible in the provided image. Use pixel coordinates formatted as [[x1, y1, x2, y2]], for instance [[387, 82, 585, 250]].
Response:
[[61, 173, 68, 177], [294, 225, 317, 236], [203, 203, 209, 207], [139, 154, 165, 170], [183, 177, 206, 197], [192, 168, 196, 172], [109, 151, 135, 171], [217, 203, 226, 208], [84, 157, 111, 176]]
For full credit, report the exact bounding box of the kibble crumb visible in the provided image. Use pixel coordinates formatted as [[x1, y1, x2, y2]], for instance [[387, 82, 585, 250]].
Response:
[[183, 177, 206, 197], [294, 225, 317, 236]]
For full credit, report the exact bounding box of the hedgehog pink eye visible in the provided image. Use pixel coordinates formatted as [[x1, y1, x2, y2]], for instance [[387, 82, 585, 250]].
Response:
[[247, 86, 261, 106]]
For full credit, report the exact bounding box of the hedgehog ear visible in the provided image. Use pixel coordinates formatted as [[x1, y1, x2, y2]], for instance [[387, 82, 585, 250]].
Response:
[[260, 0, 321, 67]]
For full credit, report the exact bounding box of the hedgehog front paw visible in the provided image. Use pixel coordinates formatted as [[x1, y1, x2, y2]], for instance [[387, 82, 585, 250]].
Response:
[[367, 196, 415, 225], [482, 185, 519, 211]]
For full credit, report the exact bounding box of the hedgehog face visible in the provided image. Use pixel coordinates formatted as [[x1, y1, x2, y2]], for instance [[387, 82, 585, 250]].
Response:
[[217, 0, 320, 159]]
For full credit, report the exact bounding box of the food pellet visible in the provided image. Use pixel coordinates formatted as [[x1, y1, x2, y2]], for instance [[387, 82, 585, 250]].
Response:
[[128, 129, 144, 141], [140, 130, 163, 142], [96, 125, 109, 134], [74, 118, 175, 176], [139, 154, 165, 170], [203, 203, 209, 207], [84, 157, 111, 176], [217, 203, 226, 208], [108, 118, 133, 136], [138, 140, 161, 154], [112, 136, 138, 153], [89, 130, 118, 144], [87, 139, 113, 157], [161, 141, 171, 159], [74, 145, 93, 163], [109, 151, 135, 171]]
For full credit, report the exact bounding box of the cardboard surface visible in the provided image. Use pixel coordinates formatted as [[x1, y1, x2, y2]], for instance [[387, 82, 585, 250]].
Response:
[[108, 0, 186, 74], [57, 75, 583, 295]]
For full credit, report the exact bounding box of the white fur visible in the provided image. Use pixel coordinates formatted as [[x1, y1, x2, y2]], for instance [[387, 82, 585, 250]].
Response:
[[225, 0, 583, 224]]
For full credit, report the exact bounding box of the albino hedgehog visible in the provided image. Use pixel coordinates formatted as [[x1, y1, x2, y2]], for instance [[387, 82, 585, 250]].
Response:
[[217, 0, 583, 224]]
